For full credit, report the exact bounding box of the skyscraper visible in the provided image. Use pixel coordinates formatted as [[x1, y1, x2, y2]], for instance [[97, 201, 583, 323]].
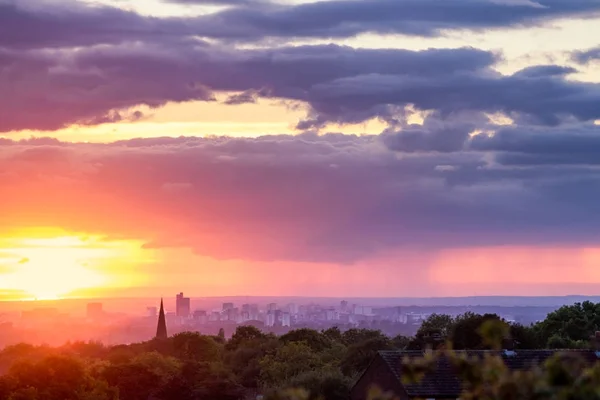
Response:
[[176, 292, 191, 318], [156, 298, 168, 340]]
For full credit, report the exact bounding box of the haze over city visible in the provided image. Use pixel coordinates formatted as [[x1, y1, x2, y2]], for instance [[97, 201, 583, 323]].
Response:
[[2, 0, 600, 304]]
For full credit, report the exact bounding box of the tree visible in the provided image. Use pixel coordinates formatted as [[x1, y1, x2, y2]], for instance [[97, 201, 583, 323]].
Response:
[[158, 361, 244, 400], [450, 313, 504, 350], [536, 301, 600, 347], [417, 314, 455, 338], [172, 332, 222, 362], [225, 335, 279, 388], [131, 352, 181, 384], [6, 356, 115, 400], [509, 323, 539, 349], [340, 336, 392, 377], [280, 329, 331, 352], [341, 329, 387, 346], [321, 327, 343, 343], [390, 335, 411, 349], [226, 326, 268, 352], [282, 369, 351, 400], [259, 342, 324, 387], [102, 360, 162, 400]]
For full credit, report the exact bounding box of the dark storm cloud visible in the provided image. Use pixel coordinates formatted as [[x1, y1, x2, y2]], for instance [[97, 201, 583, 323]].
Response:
[[3, 0, 600, 51], [0, 1, 201, 49], [303, 66, 600, 128], [469, 124, 600, 165], [0, 44, 497, 132], [189, 0, 600, 41], [380, 112, 479, 153], [2, 35, 599, 133], [3, 134, 600, 263]]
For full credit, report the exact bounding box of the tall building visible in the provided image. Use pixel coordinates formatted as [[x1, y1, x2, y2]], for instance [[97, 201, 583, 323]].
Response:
[[340, 300, 349, 312], [266, 311, 276, 327], [86, 303, 104, 319], [287, 303, 299, 315], [156, 298, 168, 340], [267, 303, 277, 312], [193, 310, 208, 324], [223, 302, 234, 311], [281, 312, 291, 327], [176, 292, 191, 318]]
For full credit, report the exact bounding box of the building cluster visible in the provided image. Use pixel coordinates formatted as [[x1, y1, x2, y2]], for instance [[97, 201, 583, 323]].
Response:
[[151, 293, 433, 329]]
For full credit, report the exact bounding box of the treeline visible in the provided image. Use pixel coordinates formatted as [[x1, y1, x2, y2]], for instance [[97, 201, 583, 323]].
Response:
[[0, 301, 599, 400]]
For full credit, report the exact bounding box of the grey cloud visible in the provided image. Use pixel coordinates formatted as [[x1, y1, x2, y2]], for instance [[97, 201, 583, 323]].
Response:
[[3, 0, 600, 51], [381, 112, 479, 153], [224, 88, 271, 105], [573, 46, 600, 64], [0, 1, 201, 50], [513, 65, 578, 78], [190, 0, 600, 41], [304, 67, 600, 128], [469, 124, 600, 165], [3, 134, 600, 263], [0, 44, 496, 132], [1, 33, 598, 134]]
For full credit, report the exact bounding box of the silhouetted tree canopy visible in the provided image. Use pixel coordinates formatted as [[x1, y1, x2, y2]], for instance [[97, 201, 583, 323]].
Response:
[[1, 304, 600, 400]]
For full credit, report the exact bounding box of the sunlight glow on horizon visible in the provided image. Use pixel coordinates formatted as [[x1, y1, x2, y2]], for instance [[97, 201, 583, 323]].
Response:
[[0, 230, 150, 301]]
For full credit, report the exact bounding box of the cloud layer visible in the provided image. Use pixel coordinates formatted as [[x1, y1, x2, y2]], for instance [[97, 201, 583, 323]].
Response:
[[2, 0, 600, 133], [2, 131, 600, 263], [2, 0, 600, 280]]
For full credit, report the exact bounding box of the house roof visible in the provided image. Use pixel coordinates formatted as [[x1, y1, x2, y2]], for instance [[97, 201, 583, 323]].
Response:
[[377, 349, 600, 398]]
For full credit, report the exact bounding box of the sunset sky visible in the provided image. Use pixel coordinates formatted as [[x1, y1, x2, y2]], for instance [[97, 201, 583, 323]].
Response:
[[1, 0, 600, 300]]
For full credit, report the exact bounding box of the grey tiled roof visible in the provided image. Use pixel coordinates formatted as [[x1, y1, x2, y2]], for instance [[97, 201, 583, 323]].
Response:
[[378, 349, 600, 398]]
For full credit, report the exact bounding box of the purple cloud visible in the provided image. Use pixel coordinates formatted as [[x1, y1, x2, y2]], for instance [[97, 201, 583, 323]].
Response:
[[2, 133, 600, 263]]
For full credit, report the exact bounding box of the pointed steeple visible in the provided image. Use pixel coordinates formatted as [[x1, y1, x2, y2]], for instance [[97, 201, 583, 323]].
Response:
[[156, 298, 168, 340]]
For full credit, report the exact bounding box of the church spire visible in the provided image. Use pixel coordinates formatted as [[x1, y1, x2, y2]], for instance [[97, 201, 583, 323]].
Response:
[[156, 298, 168, 340]]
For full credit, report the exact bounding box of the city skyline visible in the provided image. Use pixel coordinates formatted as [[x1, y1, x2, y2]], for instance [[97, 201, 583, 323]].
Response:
[[2, 0, 600, 300]]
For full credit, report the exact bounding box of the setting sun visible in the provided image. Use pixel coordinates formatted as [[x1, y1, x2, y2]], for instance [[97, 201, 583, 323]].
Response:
[[0, 230, 148, 300]]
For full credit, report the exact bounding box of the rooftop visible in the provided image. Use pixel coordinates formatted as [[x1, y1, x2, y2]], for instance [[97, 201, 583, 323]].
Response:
[[376, 349, 600, 398]]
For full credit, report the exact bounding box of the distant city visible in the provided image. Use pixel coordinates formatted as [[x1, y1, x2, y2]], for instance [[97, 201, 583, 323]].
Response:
[[2, 294, 600, 348]]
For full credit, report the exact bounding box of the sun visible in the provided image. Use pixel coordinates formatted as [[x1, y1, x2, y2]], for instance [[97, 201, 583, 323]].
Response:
[[1, 240, 108, 300], [0, 231, 147, 300]]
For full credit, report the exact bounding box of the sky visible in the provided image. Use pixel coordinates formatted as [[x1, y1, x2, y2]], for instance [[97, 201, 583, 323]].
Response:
[[1, 0, 600, 300]]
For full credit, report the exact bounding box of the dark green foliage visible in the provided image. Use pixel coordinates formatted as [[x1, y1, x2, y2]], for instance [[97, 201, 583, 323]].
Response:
[[226, 326, 269, 352], [451, 312, 503, 350], [341, 329, 386, 346], [158, 361, 244, 400], [536, 301, 600, 348], [340, 336, 392, 376], [225, 334, 279, 388], [390, 335, 411, 349], [283, 370, 351, 400], [172, 332, 222, 362], [509, 323, 539, 349], [6, 355, 115, 400], [280, 329, 332, 352], [2, 302, 600, 400], [102, 360, 162, 400], [259, 342, 324, 387], [321, 327, 343, 343], [417, 313, 456, 337]]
